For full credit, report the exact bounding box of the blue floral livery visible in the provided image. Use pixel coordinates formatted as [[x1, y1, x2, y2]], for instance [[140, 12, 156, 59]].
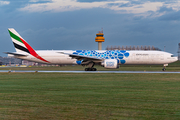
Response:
[[73, 50, 130, 65]]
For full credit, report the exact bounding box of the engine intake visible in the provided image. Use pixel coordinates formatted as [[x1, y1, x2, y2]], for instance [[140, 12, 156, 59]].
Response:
[[102, 59, 119, 69]]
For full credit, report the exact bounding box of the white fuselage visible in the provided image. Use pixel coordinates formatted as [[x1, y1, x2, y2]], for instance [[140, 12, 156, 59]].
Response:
[[13, 50, 178, 65], [7, 28, 178, 70]]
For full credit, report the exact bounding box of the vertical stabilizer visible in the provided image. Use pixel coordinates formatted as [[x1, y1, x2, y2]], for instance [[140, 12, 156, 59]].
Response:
[[8, 28, 50, 63], [8, 28, 31, 54]]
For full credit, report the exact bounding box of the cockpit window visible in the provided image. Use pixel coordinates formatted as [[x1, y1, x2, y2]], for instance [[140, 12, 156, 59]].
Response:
[[171, 55, 174, 57]]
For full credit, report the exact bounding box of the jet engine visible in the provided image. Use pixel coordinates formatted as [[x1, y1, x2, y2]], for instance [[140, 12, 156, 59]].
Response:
[[101, 59, 119, 69]]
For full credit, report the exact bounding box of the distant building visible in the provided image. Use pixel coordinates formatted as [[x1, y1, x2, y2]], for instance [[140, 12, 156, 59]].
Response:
[[22, 60, 37, 66], [0, 56, 22, 65]]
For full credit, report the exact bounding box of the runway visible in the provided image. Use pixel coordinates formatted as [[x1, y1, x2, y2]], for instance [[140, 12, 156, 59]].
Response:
[[1, 70, 180, 73]]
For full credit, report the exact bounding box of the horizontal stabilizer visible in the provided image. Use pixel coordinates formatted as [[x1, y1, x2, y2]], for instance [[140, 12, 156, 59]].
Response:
[[4, 52, 28, 56]]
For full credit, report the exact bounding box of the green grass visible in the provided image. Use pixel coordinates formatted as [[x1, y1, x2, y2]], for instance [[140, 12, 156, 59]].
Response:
[[0, 73, 180, 119], [1, 61, 180, 71]]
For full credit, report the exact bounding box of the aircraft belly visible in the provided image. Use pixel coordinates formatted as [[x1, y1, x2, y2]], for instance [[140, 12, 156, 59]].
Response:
[[60, 58, 76, 64], [125, 57, 166, 65], [45, 56, 76, 64], [18, 56, 47, 63]]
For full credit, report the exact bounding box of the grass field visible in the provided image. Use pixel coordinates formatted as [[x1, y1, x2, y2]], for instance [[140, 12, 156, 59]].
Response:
[[0, 73, 180, 119], [1, 61, 180, 72]]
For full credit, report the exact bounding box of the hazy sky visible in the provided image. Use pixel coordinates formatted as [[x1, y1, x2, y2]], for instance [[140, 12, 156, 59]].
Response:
[[1, 0, 180, 56]]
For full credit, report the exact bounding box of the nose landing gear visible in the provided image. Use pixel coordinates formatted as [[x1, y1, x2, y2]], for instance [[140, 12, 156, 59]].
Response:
[[162, 68, 166, 71], [162, 64, 168, 71]]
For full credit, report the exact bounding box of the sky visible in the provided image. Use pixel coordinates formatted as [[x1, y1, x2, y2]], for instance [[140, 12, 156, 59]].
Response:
[[0, 0, 180, 57]]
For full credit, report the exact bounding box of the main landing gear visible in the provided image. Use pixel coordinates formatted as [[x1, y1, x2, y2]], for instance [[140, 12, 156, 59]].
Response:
[[84, 62, 97, 71], [85, 68, 97, 71]]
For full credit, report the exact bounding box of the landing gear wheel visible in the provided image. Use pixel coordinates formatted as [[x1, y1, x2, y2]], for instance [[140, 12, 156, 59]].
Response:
[[85, 68, 97, 71], [162, 68, 166, 71], [92, 68, 97, 71]]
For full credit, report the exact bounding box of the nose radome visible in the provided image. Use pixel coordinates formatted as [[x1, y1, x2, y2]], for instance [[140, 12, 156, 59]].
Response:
[[172, 57, 178, 62]]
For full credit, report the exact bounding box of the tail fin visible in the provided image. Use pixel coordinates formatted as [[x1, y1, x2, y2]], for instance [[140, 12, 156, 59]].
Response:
[[8, 28, 32, 54], [8, 28, 50, 63]]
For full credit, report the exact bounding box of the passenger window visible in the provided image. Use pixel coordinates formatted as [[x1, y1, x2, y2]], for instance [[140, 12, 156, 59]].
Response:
[[171, 55, 174, 57]]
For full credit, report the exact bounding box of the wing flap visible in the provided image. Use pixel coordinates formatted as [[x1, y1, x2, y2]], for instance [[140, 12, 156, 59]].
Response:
[[58, 52, 103, 61]]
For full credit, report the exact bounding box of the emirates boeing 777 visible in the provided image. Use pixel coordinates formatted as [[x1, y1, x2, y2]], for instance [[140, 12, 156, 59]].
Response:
[[5, 28, 178, 71]]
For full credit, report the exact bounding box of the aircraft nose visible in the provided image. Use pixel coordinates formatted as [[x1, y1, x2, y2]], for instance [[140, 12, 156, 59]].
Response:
[[172, 57, 178, 62]]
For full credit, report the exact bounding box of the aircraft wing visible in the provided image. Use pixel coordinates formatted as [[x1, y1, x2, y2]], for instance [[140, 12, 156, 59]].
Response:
[[4, 52, 28, 56], [58, 52, 103, 62]]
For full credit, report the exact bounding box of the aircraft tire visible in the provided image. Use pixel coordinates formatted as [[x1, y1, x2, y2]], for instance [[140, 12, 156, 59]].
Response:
[[92, 68, 97, 71], [162, 68, 166, 71], [85, 68, 97, 71]]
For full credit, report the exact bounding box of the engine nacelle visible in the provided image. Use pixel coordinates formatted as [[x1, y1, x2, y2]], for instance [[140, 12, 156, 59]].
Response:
[[101, 59, 119, 69]]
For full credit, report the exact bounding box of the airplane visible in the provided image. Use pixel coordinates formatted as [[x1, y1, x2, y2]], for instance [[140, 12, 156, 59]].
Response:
[[5, 28, 178, 71]]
